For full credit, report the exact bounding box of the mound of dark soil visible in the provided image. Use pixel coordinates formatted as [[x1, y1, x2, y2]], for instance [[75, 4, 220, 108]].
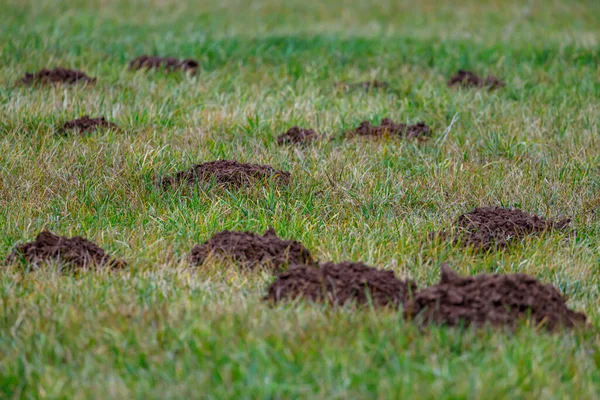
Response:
[[190, 227, 313, 270], [434, 207, 570, 251], [337, 80, 390, 91], [347, 118, 431, 140], [405, 264, 586, 330], [447, 70, 504, 89], [161, 160, 290, 189], [60, 116, 119, 134], [5, 231, 126, 270], [19, 68, 96, 86], [129, 55, 199, 73], [277, 127, 321, 145], [265, 261, 416, 308]]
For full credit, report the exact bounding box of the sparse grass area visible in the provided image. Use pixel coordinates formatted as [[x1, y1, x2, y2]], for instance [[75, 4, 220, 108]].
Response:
[[1, 0, 599, 398]]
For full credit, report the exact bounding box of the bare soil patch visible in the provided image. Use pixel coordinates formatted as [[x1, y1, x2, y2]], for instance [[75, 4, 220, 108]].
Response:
[[346, 118, 431, 140], [6, 231, 126, 270], [265, 261, 416, 308], [433, 207, 570, 251], [60, 116, 119, 134], [447, 70, 504, 89], [405, 264, 586, 330], [19, 68, 96, 86], [190, 228, 313, 271], [129, 55, 199, 73], [161, 160, 290, 189], [277, 127, 321, 145]]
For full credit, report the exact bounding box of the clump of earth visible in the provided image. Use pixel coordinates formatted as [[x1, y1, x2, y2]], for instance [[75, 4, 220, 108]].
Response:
[[404, 264, 586, 330], [277, 127, 321, 145], [129, 55, 199, 73], [5, 231, 126, 270], [190, 227, 313, 271], [60, 116, 119, 134], [447, 70, 505, 89], [346, 118, 431, 140], [265, 261, 416, 308], [19, 68, 96, 85], [433, 206, 570, 251], [161, 160, 291, 189], [336, 80, 391, 91]]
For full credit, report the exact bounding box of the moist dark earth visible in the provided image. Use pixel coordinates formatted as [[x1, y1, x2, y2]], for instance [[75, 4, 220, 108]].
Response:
[[404, 264, 586, 330], [433, 206, 570, 251], [277, 127, 321, 145], [265, 261, 417, 308], [19, 68, 96, 85], [60, 116, 119, 134], [447, 70, 505, 89], [5, 231, 126, 270], [161, 160, 291, 189], [129, 55, 199, 73], [347, 118, 431, 140], [189, 228, 313, 271]]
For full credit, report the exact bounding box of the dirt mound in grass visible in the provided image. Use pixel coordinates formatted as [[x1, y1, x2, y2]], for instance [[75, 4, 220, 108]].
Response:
[[433, 207, 570, 251], [447, 70, 504, 89], [60, 116, 119, 134], [337, 80, 390, 91], [129, 55, 199, 73], [265, 262, 416, 308], [19, 68, 96, 86], [347, 118, 431, 140], [161, 160, 290, 189], [405, 264, 586, 330], [5, 231, 126, 270], [190, 227, 313, 270], [277, 127, 321, 145]]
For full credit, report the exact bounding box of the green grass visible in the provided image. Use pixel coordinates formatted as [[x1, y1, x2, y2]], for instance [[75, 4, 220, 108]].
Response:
[[1, 0, 599, 398]]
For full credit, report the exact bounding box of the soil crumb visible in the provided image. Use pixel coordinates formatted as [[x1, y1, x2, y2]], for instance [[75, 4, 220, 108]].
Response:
[[161, 160, 290, 189], [277, 127, 321, 145], [265, 262, 416, 308], [434, 207, 570, 251], [447, 70, 504, 89], [190, 227, 313, 270], [337, 80, 390, 91], [405, 264, 586, 330], [6, 231, 126, 270], [347, 118, 431, 140], [19, 68, 96, 86], [60, 116, 119, 134], [129, 55, 199, 73]]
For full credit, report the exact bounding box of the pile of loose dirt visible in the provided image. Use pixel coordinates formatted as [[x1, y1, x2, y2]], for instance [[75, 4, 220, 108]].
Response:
[[19, 68, 96, 85], [434, 207, 570, 251], [277, 127, 321, 145], [347, 118, 431, 140], [447, 70, 504, 89], [265, 261, 416, 308], [5, 231, 126, 270], [405, 264, 586, 330], [129, 55, 199, 73], [161, 160, 290, 189], [190, 227, 313, 270], [60, 116, 119, 134], [337, 80, 390, 91]]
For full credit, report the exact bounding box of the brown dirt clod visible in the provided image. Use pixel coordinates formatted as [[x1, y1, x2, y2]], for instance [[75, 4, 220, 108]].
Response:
[[129, 55, 199, 73], [60, 116, 119, 134], [5, 231, 126, 270], [19, 68, 96, 86], [404, 264, 586, 330], [265, 261, 416, 308], [434, 206, 570, 251], [161, 160, 291, 189], [277, 127, 321, 145], [347, 118, 431, 140], [190, 227, 313, 270], [447, 70, 505, 89]]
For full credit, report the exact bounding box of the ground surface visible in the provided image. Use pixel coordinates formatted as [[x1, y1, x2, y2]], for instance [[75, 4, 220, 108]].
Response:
[[1, 0, 599, 398]]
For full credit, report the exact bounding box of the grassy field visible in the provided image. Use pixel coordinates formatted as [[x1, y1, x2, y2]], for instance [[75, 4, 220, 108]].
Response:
[[1, 0, 599, 398]]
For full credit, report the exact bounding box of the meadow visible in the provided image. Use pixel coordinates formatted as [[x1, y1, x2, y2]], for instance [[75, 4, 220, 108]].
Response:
[[1, 0, 599, 398]]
